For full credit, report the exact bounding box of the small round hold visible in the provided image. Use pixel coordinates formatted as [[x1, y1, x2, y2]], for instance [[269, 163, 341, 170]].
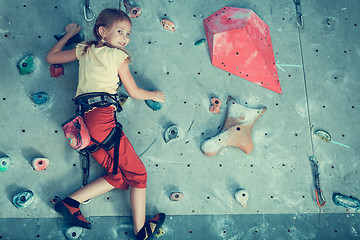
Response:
[[235, 188, 249, 208], [12, 190, 35, 208], [31, 92, 49, 105], [145, 99, 163, 111], [0, 156, 11, 171], [164, 125, 179, 143], [209, 97, 221, 114], [31, 157, 49, 171], [65, 226, 83, 240], [170, 192, 184, 201]]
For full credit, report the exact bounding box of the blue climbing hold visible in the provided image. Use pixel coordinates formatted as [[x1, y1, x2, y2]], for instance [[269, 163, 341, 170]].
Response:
[[54, 32, 83, 46], [145, 100, 163, 111], [0, 156, 11, 171], [31, 92, 49, 105], [17, 54, 34, 75], [12, 190, 35, 208]]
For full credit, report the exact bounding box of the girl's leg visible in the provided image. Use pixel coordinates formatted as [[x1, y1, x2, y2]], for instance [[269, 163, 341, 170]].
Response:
[[130, 187, 146, 235], [69, 177, 115, 203]]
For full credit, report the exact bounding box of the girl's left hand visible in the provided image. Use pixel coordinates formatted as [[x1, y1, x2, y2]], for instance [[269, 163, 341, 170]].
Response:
[[65, 23, 81, 38]]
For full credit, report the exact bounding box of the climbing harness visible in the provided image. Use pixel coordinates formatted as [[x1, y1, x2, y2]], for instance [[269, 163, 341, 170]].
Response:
[[75, 92, 123, 175], [62, 92, 124, 194], [83, 0, 95, 22], [333, 193, 360, 212], [309, 155, 326, 207], [293, 0, 304, 28]]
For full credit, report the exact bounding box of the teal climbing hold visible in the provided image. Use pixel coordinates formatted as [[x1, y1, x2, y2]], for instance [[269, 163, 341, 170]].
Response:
[[0, 156, 11, 171], [12, 190, 35, 208], [194, 38, 206, 46], [145, 100, 163, 111], [17, 54, 34, 75], [31, 92, 49, 105], [333, 193, 360, 211]]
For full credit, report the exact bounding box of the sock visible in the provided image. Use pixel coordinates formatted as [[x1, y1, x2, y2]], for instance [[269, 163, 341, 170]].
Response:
[[63, 197, 80, 208]]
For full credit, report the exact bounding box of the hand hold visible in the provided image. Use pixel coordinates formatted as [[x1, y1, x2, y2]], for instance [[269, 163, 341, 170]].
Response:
[[0, 156, 11, 171], [161, 19, 175, 32], [54, 32, 83, 46], [123, 0, 142, 18], [164, 124, 179, 143], [65, 226, 83, 240], [31, 157, 49, 171], [12, 190, 35, 208], [209, 97, 221, 113], [17, 54, 34, 75], [145, 99, 163, 111], [31, 92, 49, 105], [235, 188, 249, 208], [170, 192, 184, 201], [118, 95, 128, 107], [201, 96, 266, 156], [50, 64, 64, 78]]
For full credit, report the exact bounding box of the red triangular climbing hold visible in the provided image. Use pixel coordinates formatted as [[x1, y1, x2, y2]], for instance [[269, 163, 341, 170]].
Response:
[[204, 7, 282, 94]]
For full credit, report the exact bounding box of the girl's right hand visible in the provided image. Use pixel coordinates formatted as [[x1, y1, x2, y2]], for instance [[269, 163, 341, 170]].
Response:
[[153, 90, 165, 103], [65, 23, 81, 38]]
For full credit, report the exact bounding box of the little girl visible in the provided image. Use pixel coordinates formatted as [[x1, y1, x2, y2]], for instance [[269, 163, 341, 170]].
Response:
[[46, 8, 165, 240]]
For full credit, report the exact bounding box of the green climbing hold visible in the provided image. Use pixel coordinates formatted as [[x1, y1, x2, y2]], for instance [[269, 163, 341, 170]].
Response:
[[0, 156, 11, 171], [194, 38, 206, 46], [17, 54, 34, 75]]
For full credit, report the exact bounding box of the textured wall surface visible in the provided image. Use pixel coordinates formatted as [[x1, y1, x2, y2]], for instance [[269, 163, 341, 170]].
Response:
[[0, 0, 359, 239]]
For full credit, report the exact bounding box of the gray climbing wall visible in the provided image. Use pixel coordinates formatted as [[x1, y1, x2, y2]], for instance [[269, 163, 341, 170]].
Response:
[[0, 0, 359, 239]]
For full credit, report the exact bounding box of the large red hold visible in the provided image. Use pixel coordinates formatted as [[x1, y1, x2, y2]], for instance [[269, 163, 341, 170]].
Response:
[[204, 7, 282, 94]]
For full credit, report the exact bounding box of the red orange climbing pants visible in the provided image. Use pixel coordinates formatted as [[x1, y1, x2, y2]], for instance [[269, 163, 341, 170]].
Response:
[[84, 106, 147, 190]]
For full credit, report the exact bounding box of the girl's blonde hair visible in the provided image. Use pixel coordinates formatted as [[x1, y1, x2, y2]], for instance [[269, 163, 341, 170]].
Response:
[[82, 8, 132, 61]]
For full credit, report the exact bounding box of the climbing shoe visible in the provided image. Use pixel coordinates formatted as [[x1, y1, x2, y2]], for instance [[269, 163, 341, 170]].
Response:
[[54, 201, 91, 229], [136, 213, 166, 240]]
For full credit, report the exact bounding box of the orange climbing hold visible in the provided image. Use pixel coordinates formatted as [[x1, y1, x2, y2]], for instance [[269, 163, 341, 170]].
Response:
[[201, 96, 266, 156], [161, 19, 175, 32], [209, 97, 221, 114], [204, 7, 282, 94], [31, 158, 49, 171]]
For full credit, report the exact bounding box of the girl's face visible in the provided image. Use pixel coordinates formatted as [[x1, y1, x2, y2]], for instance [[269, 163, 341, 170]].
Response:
[[101, 20, 131, 49]]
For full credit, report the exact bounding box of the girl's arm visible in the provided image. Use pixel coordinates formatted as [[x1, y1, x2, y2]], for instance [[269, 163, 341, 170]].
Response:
[[46, 23, 81, 64], [118, 60, 165, 103]]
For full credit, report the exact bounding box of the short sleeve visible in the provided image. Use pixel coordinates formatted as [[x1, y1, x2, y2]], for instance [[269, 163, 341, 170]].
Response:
[[114, 49, 129, 67], [75, 42, 88, 60]]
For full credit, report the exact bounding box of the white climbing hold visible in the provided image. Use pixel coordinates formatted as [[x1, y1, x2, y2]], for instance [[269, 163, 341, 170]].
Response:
[[235, 188, 249, 208], [65, 226, 83, 240]]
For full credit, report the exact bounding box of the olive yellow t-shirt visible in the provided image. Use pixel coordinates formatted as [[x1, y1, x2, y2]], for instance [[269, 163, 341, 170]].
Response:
[[75, 42, 129, 97]]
